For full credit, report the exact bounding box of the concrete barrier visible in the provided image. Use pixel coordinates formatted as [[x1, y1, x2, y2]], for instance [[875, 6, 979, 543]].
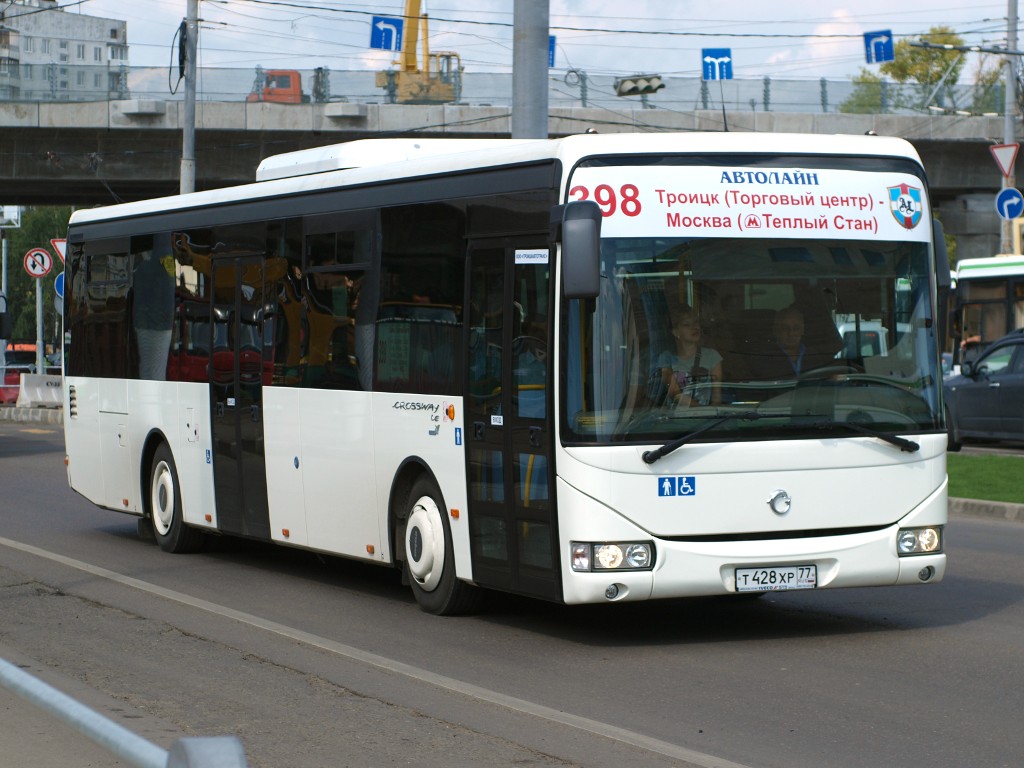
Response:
[[16, 374, 63, 408]]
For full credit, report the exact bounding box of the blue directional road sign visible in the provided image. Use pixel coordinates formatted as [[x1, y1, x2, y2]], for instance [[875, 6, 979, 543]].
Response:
[[864, 30, 895, 64], [996, 187, 1024, 220], [54, 271, 64, 298], [702, 49, 733, 81], [370, 15, 403, 52], [549, 35, 556, 68]]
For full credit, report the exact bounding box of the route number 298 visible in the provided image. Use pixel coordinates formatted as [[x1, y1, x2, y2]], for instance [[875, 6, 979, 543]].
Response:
[[569, 184, 642, 217]]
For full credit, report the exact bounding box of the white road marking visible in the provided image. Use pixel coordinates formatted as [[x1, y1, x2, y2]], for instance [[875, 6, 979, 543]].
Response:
[[0, 535, 752, 768]]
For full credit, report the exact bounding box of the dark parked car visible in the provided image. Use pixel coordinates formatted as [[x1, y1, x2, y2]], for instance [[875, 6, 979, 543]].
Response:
[[944, 329, 1024, 451]]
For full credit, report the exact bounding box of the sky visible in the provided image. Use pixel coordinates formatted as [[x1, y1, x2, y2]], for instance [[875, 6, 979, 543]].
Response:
[[67, 0, 1011, 83]]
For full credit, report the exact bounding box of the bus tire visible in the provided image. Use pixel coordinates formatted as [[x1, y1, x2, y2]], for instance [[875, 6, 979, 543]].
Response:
[[149, 442, 204, 554], [403, 476, 480, 616]]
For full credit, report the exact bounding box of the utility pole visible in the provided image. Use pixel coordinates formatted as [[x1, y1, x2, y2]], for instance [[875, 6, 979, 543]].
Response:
[[913, 22, 1024, 253], [511, 0, 549, 139], [1002, 0, 1019, 253], [180, 0, 198, 195]]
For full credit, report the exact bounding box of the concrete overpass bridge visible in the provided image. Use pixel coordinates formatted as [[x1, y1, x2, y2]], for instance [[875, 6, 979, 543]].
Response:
[[0, 99, 1012, 259]]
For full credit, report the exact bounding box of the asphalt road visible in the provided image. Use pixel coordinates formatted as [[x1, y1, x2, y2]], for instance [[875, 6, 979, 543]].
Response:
[[1, 421, 1022, 768]]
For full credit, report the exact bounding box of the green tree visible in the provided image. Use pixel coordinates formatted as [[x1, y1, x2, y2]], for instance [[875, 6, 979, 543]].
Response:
[[967, 54, 1003, 114], [840, 70, 888, 114], [3, 206, 72, 349], [881, 26, 966, 94]]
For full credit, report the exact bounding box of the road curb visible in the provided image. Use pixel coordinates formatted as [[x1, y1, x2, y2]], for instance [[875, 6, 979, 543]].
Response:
[[0, 405, 63, 425], [948, 497, 1024, 523]]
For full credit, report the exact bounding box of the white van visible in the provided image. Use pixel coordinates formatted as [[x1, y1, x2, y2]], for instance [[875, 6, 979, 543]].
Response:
[[837, 321, 889, 358]]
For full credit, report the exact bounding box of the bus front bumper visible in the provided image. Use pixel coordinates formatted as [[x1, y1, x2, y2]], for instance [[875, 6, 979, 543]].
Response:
[[561, 525, 946, 605]]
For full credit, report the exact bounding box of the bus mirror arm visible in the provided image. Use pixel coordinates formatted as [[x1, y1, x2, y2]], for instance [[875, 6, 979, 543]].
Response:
[[555, 200, 602, 300], [933, 219, 951, 292]]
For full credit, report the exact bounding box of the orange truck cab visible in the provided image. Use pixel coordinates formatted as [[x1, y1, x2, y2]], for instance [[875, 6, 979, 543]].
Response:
[[246, 70, 309, 104]]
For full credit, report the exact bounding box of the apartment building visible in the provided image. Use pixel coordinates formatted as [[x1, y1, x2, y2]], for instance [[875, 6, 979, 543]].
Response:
[[0, 0, 127, 101]]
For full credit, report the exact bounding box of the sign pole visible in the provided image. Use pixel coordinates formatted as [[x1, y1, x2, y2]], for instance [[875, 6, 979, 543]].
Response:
[[1002, 0, 1019, 253], [35, 278, 43, 373]]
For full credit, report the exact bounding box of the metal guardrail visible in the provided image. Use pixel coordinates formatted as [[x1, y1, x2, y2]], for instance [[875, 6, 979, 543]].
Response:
[[0, 656, 248, 768], [1, 66, 1004, 116]]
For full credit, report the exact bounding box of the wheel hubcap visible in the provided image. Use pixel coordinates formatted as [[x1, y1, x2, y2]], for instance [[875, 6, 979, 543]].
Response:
[[151, 460, 174, 536], [406, 496, 444, 592]]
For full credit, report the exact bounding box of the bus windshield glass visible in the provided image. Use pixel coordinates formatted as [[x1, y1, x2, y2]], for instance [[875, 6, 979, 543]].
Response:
[[563, 157, 943, 445]]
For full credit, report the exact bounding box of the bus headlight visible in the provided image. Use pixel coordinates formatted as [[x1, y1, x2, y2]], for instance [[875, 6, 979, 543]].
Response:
[[897, 526, 942, 556], [571, 542, 654, 572]]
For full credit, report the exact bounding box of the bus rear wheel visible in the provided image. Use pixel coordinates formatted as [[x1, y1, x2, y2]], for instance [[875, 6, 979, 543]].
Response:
[[403, 476, 480, 616], [149, 443, 204, 554]]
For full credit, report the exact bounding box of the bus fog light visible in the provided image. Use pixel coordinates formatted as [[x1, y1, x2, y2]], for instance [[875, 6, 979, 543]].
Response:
[[605, 584, 619, 599], [897, 526, 943, 556], [918, 566, 935, 582]]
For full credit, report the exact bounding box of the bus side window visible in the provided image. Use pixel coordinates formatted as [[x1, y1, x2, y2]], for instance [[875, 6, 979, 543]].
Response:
[[375, 203, 465, 395], [301, 212, 375, 390]]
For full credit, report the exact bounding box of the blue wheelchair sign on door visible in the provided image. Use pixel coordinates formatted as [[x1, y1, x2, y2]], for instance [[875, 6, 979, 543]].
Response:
[[658, 476, 696, 496]]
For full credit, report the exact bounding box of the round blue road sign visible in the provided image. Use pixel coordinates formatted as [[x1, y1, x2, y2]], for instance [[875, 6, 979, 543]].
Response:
[[995, 187, 1024, 220]]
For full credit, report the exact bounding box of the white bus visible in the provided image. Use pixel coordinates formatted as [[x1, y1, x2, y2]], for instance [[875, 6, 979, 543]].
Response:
[[952, 254, 1024, 365], [63, 133, 948, 614]]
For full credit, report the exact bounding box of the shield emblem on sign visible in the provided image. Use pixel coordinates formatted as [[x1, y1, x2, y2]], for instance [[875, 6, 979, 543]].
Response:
[[888, 183, 923, 229]]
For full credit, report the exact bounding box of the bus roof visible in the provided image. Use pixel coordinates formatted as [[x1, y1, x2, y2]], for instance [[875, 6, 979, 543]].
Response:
[[955, 255, 1024, 279], [69, 132, 923, 228]]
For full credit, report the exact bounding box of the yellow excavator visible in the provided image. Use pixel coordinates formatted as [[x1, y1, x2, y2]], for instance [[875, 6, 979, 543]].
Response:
[[375, 0, 462, 104]]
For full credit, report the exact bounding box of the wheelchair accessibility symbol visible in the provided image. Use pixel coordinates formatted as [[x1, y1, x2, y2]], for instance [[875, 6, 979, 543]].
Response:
[[658, 476, 696, 496]]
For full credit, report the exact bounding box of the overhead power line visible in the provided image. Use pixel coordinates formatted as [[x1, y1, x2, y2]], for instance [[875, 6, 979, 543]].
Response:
[[226, 0, 972, 41]]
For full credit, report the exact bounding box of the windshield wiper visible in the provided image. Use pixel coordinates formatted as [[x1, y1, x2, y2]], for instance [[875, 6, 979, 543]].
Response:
[[642, 411, 763, 464], [810, 419, 920, 453]]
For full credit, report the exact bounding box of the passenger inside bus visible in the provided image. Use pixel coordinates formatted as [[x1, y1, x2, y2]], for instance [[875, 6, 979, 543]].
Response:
[[765, 305, 806, 378], [656, 307, 722, 406]]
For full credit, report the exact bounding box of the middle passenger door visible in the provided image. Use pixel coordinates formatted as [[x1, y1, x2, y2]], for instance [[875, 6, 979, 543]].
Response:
[[465, 238, 560, 600]]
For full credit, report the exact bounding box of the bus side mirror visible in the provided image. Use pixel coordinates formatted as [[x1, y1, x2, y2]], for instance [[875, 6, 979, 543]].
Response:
[[932, 218, 951, 346], [556, 200, 601, 300], [0, 295, 10, 339]]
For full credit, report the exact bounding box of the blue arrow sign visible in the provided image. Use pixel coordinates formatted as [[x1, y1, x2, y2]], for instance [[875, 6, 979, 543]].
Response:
[[702, 48, 733, 81], [864, 30, 894, 64], [54, 270, 64, 298], [996, 187, 1024, 220], [370, 16, 403, 51]]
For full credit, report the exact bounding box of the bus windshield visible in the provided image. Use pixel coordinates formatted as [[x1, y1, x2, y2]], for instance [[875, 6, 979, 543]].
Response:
[[564, 234, 942, 444]]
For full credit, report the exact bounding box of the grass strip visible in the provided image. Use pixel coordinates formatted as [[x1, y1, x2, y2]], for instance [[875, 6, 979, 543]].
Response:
[[947, 453, 1024, 504]]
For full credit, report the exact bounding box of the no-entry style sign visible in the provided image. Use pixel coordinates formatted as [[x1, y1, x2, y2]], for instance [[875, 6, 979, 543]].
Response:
[[24, 247, 53, 278]]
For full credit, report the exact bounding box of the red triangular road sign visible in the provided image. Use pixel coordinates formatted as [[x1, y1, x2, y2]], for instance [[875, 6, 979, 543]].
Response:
[[991, 143, 1019, 178], [50, 238, 67, 263]]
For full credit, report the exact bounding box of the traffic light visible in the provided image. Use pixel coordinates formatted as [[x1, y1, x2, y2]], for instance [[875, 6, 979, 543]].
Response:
[[613, 74, 665, 97]]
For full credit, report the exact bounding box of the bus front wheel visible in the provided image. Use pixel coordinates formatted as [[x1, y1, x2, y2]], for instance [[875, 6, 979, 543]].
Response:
[[403, 476, 480, 615], [149, 443, 204, 554]]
